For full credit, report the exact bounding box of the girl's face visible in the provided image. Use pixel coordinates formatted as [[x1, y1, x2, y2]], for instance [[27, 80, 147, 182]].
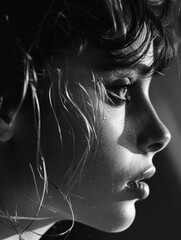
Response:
[[0, 42, 171, 235], [47, 42, 171, 232]]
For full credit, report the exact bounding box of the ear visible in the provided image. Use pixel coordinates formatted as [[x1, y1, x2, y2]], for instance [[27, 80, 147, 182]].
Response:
[[0, 118, 14, 142]]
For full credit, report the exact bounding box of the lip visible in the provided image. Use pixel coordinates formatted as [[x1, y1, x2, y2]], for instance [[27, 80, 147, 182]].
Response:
[[124, 166, 156, 200], [129, 166, 156, 183]]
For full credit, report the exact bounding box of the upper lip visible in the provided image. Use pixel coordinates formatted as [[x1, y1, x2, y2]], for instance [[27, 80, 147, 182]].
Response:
[[129, 166, 156, 183]]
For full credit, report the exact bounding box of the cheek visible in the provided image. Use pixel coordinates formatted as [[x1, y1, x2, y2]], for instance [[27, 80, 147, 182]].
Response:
[[68, 112, 137, 232], [70, 97, 127, 180], [98, 105, 127, 162], [70, 148, 136, 233], [58, 77, 128, 188], [72, 106, 128, 196]]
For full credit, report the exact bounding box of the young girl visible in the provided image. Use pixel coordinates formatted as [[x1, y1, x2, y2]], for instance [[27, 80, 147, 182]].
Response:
[[0, 0, 177, 239]]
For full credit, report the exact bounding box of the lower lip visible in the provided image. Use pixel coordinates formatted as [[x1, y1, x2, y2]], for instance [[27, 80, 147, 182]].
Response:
[[126, 181, 150, 200]]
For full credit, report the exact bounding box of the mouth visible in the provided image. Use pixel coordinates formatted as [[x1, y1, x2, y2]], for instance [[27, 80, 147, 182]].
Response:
[[126, 166, 156, 200]]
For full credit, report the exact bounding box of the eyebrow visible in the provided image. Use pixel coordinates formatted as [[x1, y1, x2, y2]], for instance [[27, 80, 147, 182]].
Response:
[[133, 63, 152, 76], [99, 63, 152, 82], [117, 64, 151, 77]]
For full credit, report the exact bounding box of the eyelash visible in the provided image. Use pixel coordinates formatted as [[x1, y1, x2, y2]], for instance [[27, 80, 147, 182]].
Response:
[[105, 81, 135, 106]]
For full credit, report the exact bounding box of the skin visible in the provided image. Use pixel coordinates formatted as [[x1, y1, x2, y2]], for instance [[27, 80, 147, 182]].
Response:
[[0, 41, 171, 239], [54, 42, 171, 232]]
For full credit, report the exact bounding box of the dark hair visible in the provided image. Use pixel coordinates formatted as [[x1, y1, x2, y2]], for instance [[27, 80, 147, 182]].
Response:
[[23, 0, 177, 75]]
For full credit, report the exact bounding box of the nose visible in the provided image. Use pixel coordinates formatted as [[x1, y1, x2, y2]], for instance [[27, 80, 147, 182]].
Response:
[[137, 105, 171, 154]]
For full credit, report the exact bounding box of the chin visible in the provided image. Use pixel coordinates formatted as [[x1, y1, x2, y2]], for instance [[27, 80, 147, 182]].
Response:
[[78, 201, 136, 233], [102, 201, 136, 233]]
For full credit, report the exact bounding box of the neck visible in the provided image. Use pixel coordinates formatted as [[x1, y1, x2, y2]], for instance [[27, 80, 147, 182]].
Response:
[[0, 183, 72, 239], [0, 219, 58, 240]]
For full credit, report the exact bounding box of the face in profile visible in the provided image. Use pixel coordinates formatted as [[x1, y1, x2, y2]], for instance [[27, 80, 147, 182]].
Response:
[[0, 38, 171, 237], [52, 41, 171, 232]]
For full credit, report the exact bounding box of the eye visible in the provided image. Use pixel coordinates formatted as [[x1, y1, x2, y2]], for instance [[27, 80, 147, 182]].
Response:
[[107, 86, 128, 104], [105, 79, 133, 106]]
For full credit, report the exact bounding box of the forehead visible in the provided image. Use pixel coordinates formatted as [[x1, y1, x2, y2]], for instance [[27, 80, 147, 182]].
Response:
[[79, 31, 154, 70], [76, 22, 154, 72], [78, 41, 154, 73]]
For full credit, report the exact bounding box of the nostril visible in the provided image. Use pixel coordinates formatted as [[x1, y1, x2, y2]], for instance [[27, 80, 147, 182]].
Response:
[[147, 131, 171, 153], [148, 142, 164, 152], [138, 128, 171, 154]]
